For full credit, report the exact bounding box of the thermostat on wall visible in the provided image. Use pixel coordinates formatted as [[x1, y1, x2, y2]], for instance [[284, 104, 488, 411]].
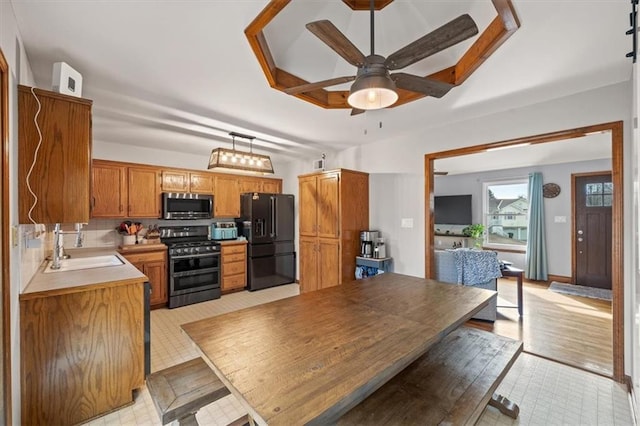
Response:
[[52, 62, 83, 97]]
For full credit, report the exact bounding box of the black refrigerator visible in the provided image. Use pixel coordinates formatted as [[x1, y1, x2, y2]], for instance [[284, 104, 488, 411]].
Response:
[[238, 193, 296, 291]]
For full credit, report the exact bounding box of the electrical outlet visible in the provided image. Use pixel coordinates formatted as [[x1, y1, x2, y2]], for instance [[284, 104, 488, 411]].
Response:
[[401, 218, 414, 228]]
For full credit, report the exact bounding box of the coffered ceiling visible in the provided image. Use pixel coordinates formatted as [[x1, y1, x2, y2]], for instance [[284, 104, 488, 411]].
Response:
[[7, 0, 631, 168]]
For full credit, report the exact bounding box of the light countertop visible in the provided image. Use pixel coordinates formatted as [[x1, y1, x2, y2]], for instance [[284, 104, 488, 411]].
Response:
[[21, 247, 147, 300], [216, 239, 248, 246]]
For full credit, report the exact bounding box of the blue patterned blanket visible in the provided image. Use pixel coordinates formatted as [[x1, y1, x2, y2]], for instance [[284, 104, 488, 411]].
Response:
[[450, 249, 502, 286]]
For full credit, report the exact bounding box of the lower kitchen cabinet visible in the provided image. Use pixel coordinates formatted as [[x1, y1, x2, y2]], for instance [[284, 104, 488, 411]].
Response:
[[20, 280, 145, 425], [221, 241, 247, 293], [299, 236, 340, 293], [120, 247, 168, 308]]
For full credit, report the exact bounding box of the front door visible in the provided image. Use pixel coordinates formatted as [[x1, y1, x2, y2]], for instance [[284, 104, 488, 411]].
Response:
[[573, 172, 612, 289]]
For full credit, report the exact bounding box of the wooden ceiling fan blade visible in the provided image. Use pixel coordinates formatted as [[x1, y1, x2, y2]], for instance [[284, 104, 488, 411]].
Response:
[[385, 14, 479, 70], [306, 20, 366, 67], [284, 76, 356, 95], [392, 72, 454, 98], [350, 108, 365, 116]]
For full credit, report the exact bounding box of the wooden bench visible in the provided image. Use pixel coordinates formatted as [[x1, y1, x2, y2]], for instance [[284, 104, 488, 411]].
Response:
[[339, 327, 523, 425], [146, 357, 249, 426]]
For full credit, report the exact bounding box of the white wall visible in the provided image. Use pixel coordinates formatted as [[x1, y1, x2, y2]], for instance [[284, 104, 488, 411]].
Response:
[[1, 1, 36, 422], [434, 158, 611, 275]]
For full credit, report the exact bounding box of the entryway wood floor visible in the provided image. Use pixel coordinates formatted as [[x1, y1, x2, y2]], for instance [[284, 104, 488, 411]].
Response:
[[469, 278, 613, 377]]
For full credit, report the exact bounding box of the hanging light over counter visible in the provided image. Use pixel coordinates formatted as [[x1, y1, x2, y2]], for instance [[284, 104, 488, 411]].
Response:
[[208, 132, 274, 174]]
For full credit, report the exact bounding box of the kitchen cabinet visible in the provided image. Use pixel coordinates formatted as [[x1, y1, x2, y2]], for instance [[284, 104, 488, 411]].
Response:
[[91, 160, 161, 219], [91, 160, 281, 219], [128, 167, 161, 218], [92, 161, 127, 217], [189, 172, 215, 194], [239, 177, 262, 194], [120, 247, 168, 308], [214, 175, 241, 218], [161, 170, 189, 192], [261, 178, 281, 193], [161, 170, 214, 194], [20, 273, 145, 425], [299, 237, 341, 292], [298, 169, 368, 293], [221, 241, 247, 293], [18, 85, 92, 224]]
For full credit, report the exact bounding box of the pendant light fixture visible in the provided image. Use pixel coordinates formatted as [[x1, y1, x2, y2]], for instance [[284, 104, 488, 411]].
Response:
[[208, 132, 274, 174]]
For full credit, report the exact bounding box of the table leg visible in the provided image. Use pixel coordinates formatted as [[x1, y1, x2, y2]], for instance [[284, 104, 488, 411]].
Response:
[[517, 273, 523, 317]]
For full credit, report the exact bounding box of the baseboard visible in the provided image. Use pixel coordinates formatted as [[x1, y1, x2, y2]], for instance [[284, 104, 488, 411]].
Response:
[[625, 375, 638, 424], [547, 274, 572, 284]]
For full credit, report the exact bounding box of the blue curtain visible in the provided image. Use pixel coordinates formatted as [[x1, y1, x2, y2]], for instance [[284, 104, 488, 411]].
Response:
[[526, 172, 548, 280]]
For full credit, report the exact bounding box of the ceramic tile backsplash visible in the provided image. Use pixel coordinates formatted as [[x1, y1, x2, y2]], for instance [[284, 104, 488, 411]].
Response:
[[18, 223, 46, 291]]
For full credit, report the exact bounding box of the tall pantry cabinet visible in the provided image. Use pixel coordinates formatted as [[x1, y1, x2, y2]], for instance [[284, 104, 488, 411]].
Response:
[[298, 169, 369, 293]]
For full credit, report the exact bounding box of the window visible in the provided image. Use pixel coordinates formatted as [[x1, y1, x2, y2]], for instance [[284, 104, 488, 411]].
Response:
[[483, 179, 529, 248], [585, 181, 613, 207]]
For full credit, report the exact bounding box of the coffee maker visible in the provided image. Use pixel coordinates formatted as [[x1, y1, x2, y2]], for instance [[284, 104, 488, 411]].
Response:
[[360, 231, 379, 258]]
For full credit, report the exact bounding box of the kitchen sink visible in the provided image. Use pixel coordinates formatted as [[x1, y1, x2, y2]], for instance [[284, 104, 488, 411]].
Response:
[[44, 255, 124, 273]]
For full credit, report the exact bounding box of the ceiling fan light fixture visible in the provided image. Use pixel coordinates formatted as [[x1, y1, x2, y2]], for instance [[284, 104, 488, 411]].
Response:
[[348, 74, 398, 110], [347, 55, 398, 110]]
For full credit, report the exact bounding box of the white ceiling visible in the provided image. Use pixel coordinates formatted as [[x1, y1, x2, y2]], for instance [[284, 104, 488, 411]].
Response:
[[8, 0, 631, 167]]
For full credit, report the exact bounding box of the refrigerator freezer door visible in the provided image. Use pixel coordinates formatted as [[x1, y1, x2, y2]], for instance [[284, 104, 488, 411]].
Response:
[[247, 253, 296, 291]]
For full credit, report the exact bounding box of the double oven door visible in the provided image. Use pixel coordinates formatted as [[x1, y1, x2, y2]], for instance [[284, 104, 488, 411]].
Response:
[[168, 251, 220, 308]]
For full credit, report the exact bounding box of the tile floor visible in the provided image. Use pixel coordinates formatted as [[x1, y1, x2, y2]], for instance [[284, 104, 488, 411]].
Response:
[[84, 283, 634, 426]]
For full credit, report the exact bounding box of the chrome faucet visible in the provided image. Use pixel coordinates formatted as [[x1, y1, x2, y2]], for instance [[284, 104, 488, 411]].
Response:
[[50, 223, 85, 270]]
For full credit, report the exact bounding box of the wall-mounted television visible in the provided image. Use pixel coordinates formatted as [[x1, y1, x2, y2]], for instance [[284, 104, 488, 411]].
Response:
[[434, 195, 472, 225]]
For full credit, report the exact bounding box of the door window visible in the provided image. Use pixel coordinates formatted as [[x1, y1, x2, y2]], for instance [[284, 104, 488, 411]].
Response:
[[585, 182, 613, 207]]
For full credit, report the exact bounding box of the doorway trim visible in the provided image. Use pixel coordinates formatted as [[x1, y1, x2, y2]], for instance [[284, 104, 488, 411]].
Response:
[[424, 121, 624, 382], [0, 47, 11, 424]]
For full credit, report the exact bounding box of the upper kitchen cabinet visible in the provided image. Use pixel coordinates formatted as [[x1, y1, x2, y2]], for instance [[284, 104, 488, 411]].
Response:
[[298, 169, 369, 293], [128, 167, 161, 218], [189, 172, 214, 194], [161, 170, 189, 192], [261, 178, 282, 194], [92, 161, 127, 218], [91, 160, 161, 219], [214, 175, 240, 218], [239, 177, 262, 194], [18, 85, 92, 224], [161, 169, 214, 194]]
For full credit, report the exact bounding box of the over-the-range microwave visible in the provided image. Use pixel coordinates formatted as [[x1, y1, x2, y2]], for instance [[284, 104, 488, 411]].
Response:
[[162, 192, 213, 220]]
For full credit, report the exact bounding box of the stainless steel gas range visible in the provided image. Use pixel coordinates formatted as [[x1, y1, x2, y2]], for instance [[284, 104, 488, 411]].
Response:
[[160, 226, 221, 308]]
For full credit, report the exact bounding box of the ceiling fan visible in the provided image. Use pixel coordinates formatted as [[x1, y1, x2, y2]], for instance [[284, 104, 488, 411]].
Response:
[[284, 0, 479, 114]]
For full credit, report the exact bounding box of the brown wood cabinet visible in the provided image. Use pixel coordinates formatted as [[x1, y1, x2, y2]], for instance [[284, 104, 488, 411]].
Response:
[[161, 170, 214, 194], [120, 247, 168, 308], [128, 167, 161, 218], [298, 169, 368, 293], [189, 172, 215, 194], [214, 175, 241, 218], [221, 242, 247, 293], [92, 160, 282, 219], [20, 280, 145, 425], [92, 161, 127, 217], [261, 178, 282, 193], [18, 85, 92, 224], [161, 170, 189, 192]]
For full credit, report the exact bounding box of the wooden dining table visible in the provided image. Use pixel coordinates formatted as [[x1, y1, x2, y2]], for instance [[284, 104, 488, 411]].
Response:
[[181, 272, 496, 425]]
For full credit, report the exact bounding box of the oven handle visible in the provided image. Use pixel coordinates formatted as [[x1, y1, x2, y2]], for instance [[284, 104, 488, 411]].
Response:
[[170, 252, 220, 260], [172, 267, 219, 278]]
